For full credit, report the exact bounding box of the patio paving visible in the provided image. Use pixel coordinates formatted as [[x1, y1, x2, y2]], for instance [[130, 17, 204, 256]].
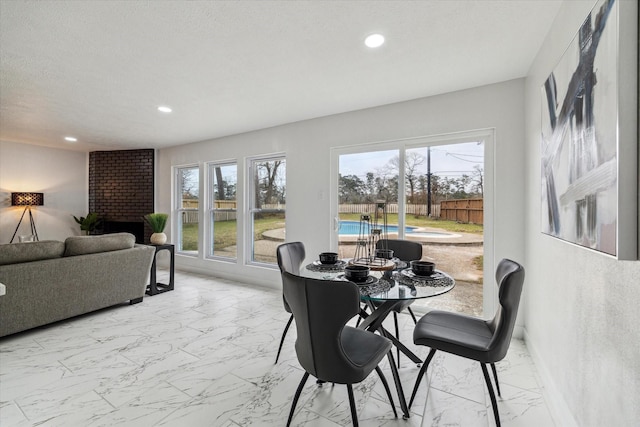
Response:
[[223, 228, 485, 316]]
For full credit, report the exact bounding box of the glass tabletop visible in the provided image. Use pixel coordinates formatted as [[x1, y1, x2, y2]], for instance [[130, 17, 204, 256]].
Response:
[[301, 262, 455, 302]]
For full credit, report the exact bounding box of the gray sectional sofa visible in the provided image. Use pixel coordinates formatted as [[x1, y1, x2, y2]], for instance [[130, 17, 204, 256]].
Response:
[[0, 233, 156, 337]]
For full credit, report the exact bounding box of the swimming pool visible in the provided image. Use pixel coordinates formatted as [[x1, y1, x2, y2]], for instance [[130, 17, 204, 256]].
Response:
[[408, 231, 457, 238], [338, 221, 417, 235]]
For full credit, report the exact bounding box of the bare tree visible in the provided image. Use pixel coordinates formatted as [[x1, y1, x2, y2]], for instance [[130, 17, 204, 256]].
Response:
[[387, 152, 426, 203], [214, 167, 225, 200], [180, 168, 199, 199], [471, 165, 484, 197], [255, 160, 285, 208]]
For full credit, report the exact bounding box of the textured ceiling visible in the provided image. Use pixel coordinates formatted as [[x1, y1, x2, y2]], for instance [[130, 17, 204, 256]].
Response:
[[0, 0, 562, 152]]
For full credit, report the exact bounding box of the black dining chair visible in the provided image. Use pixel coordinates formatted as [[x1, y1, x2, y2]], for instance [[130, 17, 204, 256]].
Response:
[[408, 258, 525, 427], [281, 270, 397, 426], [275, 242, 306, 364], [374, 238, 423, 367]]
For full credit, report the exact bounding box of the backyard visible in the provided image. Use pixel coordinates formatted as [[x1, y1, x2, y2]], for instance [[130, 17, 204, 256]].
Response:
[[180, 212, 484, 315], [180, 213, 284, 253], [181, 214, 482, 251], [181, 213, 482, 267], [338, 213, 483, 234]]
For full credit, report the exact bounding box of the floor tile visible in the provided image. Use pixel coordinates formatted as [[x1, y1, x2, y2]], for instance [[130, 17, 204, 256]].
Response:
[[0, 270, 554, 426]]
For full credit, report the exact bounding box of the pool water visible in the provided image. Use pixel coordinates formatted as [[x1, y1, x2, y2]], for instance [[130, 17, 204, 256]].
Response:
[[338, 221, 416, 235]]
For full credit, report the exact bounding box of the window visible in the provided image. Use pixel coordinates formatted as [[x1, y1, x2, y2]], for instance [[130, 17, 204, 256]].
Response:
[[247, 155, 286, 265], [207, 162, 237, 260], [337, 149, 400, 257], [176, 165, 199, 255], [404, 141, 484, 226], [332, 131, 491, 316]]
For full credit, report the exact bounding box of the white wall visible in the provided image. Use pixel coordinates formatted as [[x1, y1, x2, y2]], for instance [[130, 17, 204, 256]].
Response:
[[523, 1, 639, 426], [157, 79, 526, 307], [0, 141, 88, 242]]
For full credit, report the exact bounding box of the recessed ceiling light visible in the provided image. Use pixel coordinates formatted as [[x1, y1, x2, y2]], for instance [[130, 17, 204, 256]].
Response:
[[64, 136, 77, 142], [157, 106, 172, 113], [364, 34, 385, 48]]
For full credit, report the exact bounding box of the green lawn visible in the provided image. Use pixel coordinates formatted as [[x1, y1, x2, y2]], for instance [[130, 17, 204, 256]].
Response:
[[180, 212, 482, 251], [181, 223, 199, 251], [180, 214, 285, 251]]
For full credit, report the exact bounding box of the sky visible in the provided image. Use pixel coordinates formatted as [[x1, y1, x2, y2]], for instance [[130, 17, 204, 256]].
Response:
[[339, 141, 484, 180]]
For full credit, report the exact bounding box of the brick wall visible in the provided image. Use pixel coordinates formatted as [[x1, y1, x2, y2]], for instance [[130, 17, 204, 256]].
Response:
[[89, 149, 154, 243]]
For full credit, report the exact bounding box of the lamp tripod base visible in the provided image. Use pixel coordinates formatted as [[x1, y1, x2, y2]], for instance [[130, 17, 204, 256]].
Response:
[[9, 206, 39, 243]]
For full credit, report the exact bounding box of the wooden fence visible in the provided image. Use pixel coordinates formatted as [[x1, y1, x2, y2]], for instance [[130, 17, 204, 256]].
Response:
[[180, 199, 483, 224], [181, 199, 237, 223], [181, 210, 237, 223], [439, 198, 484, 224], [338, 203, 440, 217]]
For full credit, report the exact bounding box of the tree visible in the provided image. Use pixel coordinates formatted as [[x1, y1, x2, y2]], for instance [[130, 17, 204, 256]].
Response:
[[365, 172, 376, 201], [255, 160, 285, 208], [386, 152, 425, 203], [471, 165, 484, 197], [225, 182, 237, 200], [214, 167, 225, 200], [339, 174, 366, 203], [180, 168, 199, 200], [377, 175, 398, 202]]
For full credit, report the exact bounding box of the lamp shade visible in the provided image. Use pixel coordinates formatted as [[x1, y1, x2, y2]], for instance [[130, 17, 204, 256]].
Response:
[[11, 192, 44, 206]]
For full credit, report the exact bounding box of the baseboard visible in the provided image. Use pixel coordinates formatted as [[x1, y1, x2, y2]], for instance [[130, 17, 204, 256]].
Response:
[[523, 328, 579, 427], [173, 263, 277, 291], [513, 324, 524, 339]]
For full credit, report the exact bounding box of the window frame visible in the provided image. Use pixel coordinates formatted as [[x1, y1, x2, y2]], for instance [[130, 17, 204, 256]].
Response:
[[206, 160, 238, 261], [174, 164, 200, 256], [245, 153, 286, 268]]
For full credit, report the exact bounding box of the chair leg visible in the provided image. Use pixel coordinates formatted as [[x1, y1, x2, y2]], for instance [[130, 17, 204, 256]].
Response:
[[408, 348, 436, 409], [407, 306, 418, 324], [375, 366, 398, 418], [481, 363, 501, 427], [275, 314, 294, 364], [286, 372, 310, 427], [490, 362, 501, 397], [393, 312, 401, 369], [346, 384, 359, 427], [356, 305, 368, 327]]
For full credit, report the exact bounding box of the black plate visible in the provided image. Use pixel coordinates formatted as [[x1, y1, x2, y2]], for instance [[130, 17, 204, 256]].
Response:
[[336, 274, 378, 286], [400, 268, 436, 279], [312, 260, 347, 268]]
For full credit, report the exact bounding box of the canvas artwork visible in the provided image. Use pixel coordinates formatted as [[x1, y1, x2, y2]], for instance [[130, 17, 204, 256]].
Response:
[[540, 0, 620, 256]]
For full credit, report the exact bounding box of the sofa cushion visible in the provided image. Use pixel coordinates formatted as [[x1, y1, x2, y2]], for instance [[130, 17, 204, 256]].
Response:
[[64, 233, 136, 256], [0, 240, 66, 266]]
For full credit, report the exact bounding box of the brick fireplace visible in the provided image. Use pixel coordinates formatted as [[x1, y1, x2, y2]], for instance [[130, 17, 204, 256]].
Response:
[[89, 149, 154, 243]]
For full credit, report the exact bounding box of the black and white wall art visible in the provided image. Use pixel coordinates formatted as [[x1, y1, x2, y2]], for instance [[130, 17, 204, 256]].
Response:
[[540, 0, 637, 259]]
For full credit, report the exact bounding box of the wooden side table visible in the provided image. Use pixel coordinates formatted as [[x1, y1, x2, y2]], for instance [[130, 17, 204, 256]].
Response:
[[146, 244, 175, 296]]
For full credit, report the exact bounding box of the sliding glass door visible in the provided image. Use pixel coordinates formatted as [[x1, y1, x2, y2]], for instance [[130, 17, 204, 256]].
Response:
[[332, 132, 490, 316], [337, 149, 399, 259]]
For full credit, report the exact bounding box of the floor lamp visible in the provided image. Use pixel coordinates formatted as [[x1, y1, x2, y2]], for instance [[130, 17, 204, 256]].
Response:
[[9, 192, 44, 243]]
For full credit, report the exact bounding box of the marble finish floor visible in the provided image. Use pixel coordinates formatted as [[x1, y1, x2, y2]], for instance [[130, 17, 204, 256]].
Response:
[[0, 270, 555, 426]]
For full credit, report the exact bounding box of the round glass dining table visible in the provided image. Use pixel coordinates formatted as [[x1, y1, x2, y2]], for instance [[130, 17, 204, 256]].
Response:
[[301, 258, 455, 419], [302, 259, 455, 302]]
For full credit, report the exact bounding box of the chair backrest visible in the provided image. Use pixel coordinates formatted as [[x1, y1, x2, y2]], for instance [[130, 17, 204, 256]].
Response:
[[487, 258, 525, 362], [277, 242, 306, 274], [281, 270, 363, 383], [376, 239, 422, 262]]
